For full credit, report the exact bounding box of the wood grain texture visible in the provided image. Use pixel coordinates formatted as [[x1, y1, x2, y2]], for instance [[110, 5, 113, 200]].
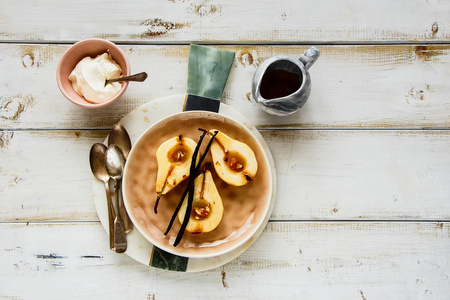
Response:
[[267, 129, 450, 220], [0, 0, 448, 43], [1, 44, 450, 129], [1, 130, 449, 222], [0, 222, 448, 299], [1, 1, 449, 296]]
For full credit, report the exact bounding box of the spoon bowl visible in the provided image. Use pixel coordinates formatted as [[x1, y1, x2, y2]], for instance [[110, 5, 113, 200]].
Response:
[[108, 124, 132, 159], [105, 144, 126, 180]]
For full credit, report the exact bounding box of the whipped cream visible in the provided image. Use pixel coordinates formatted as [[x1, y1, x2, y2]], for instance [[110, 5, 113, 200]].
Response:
[[69, 52, 122, 104]]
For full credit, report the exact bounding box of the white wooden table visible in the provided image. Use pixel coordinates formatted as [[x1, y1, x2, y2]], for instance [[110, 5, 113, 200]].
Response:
[[1, 1, 449, 298]]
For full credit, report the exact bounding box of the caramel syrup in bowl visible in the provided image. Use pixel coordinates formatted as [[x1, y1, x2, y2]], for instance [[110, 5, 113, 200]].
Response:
[[259, 69, 303, 100]]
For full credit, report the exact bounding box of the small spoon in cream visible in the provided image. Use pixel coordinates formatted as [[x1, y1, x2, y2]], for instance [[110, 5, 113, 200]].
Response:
[[105, 72, 148, 86]]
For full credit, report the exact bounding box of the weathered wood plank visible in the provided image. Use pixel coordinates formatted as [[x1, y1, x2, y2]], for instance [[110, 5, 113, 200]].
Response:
[[0, 130, 105, 222], [0, 222, 448, 299], [1, 44, 450, 129], [1, 0, 448, 297], [0, 0, 448, 43], [269, 130, 450, 220], [1, 129, 449, 221]]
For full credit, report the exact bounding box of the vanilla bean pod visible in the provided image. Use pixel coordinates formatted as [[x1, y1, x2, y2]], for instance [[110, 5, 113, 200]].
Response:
[[154, 194, 162, 214], [195, 130, 218, 174], [164, 186, 189, 235], [165, 129, 219, 243], [173, 129, 206, 247]]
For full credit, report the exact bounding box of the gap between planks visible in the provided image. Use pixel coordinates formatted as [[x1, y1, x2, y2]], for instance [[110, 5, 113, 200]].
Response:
[[2, 128, 450, 132], [1, 220, 449, 225], [0, 40, 450, 46]]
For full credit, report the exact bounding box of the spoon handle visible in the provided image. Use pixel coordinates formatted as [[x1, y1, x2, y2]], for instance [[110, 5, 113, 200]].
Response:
[[104, 180, 116, 250], [118, 180, 133, 233], [113, 179, 127, 253], [106, 72, 148, 84]]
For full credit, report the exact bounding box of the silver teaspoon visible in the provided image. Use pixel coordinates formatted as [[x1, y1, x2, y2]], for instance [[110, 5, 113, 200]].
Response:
[[105, 145, 127, 253], [105, 72, 147, 86], [108, 124, 133, 233], [89, 143, 116, 251]]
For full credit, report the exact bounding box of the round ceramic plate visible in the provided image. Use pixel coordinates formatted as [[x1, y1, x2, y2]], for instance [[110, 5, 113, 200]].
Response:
[[123, 111, 272, 259], [92, 94, 277, 272]]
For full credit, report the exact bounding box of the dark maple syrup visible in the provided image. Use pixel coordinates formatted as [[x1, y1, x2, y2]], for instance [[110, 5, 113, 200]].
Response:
[[260, 69, 302, 99]]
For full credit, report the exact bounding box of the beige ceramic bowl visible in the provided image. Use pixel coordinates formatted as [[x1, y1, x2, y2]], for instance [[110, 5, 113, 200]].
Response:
[[56, 38, 130, 109], [123, 111, 273, 258]]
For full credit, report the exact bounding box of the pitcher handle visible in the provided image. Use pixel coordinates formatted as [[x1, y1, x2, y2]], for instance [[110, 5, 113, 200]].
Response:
[[299, 46, 320, 70]]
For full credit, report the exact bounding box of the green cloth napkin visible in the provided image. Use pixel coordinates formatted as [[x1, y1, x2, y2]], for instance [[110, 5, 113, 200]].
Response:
[[184, 44, 235, 112], [150, 45, 235, 272]]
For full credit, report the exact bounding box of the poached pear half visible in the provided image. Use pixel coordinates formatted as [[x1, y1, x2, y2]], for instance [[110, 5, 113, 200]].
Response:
[[208, 129, 258, 186], [155, 135, 198, 196], [177, 170, 224, 234]]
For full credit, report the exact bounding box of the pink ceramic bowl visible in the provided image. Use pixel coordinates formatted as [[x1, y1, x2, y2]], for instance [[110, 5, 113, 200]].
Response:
[[56, 38, 130, 109]]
